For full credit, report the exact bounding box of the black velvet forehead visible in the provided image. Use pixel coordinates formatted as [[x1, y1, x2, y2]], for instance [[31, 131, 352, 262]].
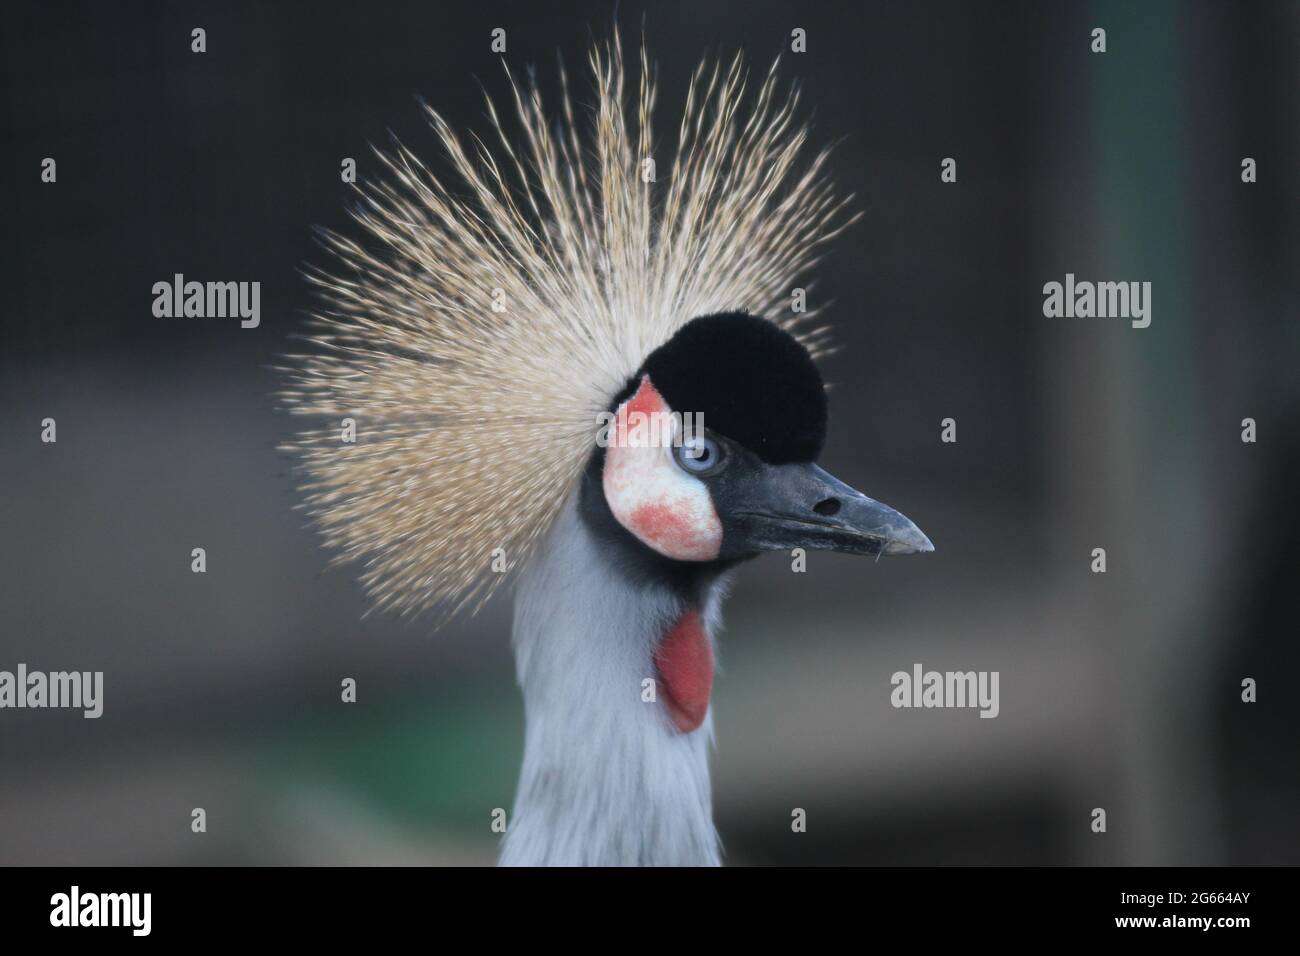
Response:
[[624, 311, 828, 464]]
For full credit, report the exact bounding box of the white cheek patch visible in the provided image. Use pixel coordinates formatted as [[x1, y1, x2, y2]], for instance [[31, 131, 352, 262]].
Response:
[[602, 376, 723, 561]]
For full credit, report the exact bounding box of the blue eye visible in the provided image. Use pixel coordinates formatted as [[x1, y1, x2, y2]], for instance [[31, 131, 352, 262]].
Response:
[[675, 434, 725, 475]]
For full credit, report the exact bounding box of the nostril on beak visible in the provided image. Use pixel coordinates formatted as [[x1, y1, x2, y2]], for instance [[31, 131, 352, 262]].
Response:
[[813, 497, 841, 517]]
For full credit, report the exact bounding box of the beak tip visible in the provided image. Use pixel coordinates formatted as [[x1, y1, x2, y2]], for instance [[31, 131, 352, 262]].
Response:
[[884, 525, 934, 555]]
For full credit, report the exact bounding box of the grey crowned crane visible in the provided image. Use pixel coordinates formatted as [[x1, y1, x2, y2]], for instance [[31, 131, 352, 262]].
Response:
[[280, 38, 932, 866]]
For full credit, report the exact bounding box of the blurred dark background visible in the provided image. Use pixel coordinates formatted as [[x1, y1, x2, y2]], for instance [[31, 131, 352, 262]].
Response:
[[2, 0, 1296, 865]]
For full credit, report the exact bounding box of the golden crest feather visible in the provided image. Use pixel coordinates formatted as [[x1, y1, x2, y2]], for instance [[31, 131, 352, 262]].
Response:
[[278, 36, 856, 621]]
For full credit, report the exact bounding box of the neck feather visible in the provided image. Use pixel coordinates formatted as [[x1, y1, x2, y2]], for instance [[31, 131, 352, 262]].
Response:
[[499, 497, 727, 866]]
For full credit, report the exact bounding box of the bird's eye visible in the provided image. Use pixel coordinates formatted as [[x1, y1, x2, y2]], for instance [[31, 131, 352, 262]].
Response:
[[675, 434, 726, 476]]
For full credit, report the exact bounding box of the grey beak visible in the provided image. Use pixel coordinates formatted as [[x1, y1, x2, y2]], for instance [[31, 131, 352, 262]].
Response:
[[728, 462, 934, 557]]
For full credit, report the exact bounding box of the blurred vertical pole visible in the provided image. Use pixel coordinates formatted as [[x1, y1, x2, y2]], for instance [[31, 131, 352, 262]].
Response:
[[1088, 0, 1219, 863]]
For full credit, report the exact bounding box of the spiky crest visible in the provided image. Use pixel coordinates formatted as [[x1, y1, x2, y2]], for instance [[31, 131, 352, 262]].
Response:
[[278, 36, 856, 621]]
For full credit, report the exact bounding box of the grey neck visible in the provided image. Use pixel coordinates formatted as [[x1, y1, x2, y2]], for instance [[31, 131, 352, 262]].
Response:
[[499, 496, 724, 866]]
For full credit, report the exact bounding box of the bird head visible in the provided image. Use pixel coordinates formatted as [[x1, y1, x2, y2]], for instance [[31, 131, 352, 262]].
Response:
[[590, 311, 932, 572], [282, 39, 928, 623]]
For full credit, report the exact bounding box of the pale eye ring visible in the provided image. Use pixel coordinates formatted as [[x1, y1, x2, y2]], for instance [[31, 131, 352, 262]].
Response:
[[675, 434, 726, 475]]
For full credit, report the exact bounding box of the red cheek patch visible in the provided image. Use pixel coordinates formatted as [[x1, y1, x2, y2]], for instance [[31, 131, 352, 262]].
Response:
[[622, 374, 666, 425], [602, 376, 722, 561], [628, 502, 702, 554]]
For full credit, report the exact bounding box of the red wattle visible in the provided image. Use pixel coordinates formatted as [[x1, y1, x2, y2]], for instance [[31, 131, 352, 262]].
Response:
[[654, 609, 714, 733]]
